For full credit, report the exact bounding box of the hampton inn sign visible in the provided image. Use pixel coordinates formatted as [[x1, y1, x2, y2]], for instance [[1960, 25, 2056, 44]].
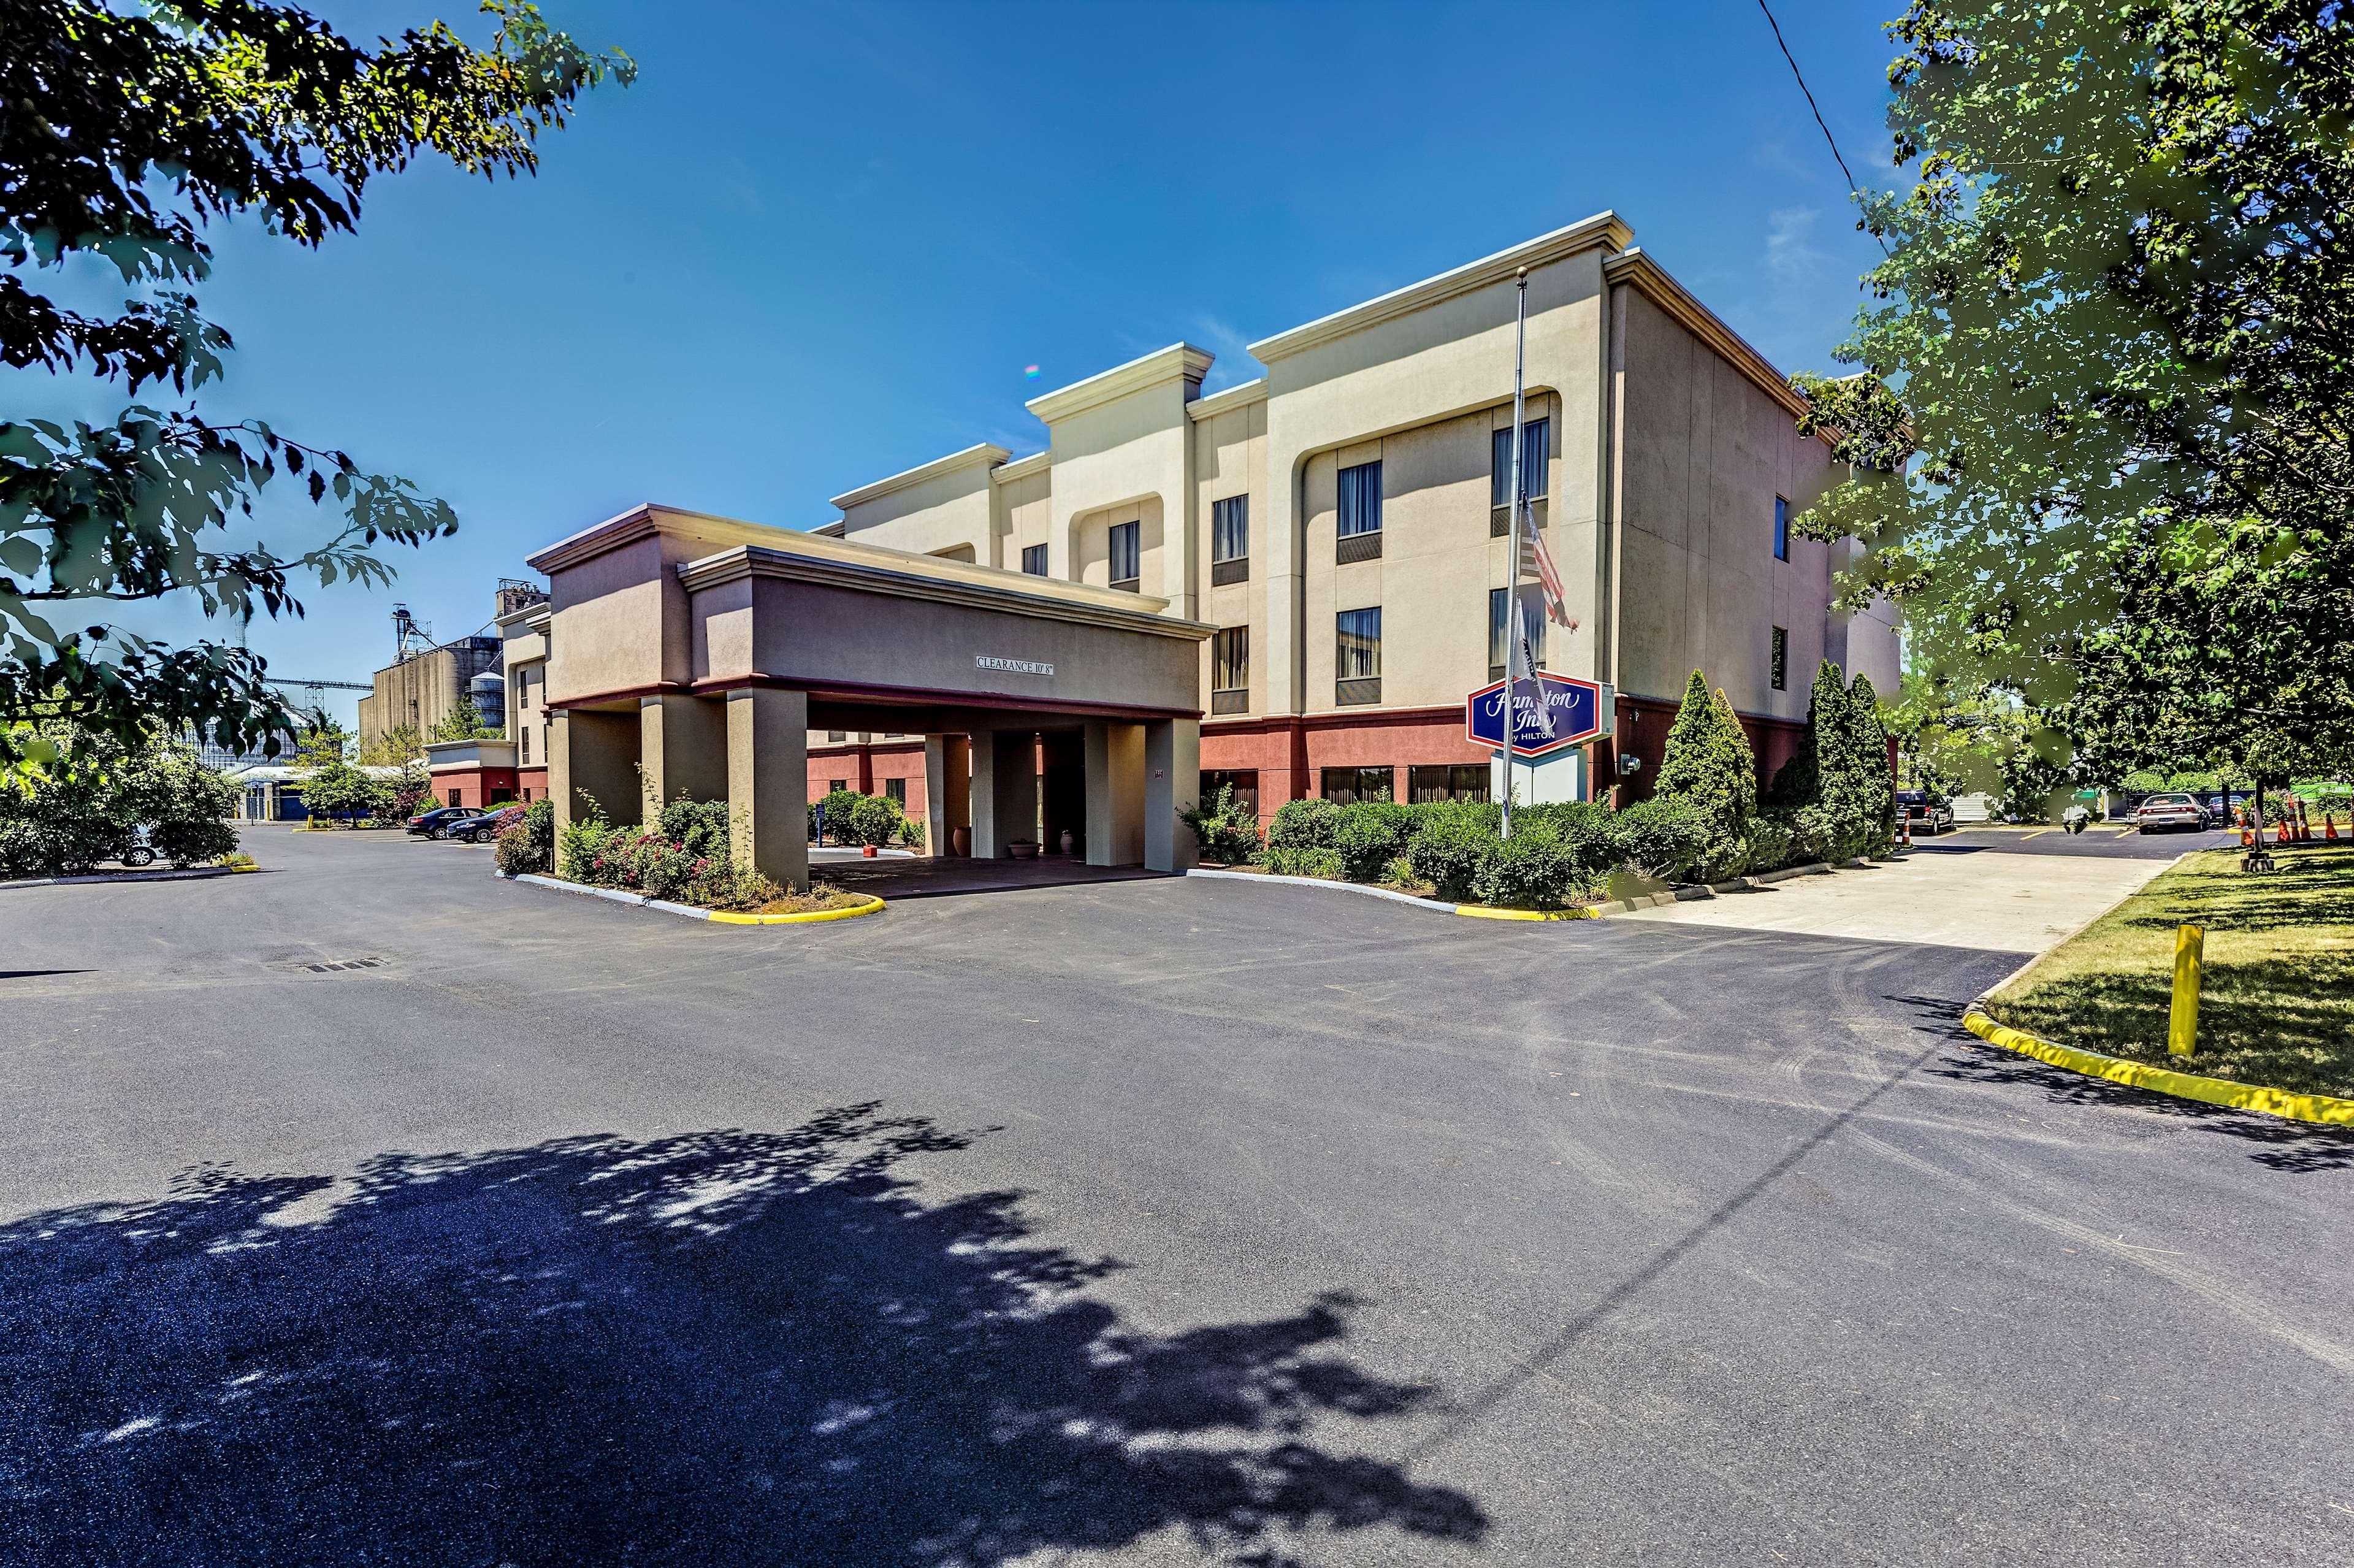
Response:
[[1465, 671, 1612, 760]]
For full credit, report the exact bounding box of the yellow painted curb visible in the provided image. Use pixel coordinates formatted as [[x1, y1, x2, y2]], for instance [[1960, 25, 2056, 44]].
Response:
[[708, 894, 886, 926], [1452, 903, 1597, 922], [1962, 1008, 2354, 1128]]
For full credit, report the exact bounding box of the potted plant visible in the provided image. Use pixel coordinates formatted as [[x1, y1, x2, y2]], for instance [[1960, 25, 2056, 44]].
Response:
[[1008, 838, 1039, 860]]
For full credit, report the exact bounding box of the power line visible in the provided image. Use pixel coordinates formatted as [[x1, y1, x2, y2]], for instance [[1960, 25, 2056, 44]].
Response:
[[1754, 0, 1890, 256]]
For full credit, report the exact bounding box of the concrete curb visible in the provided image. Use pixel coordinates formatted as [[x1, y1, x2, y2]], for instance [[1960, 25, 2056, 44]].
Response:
[[1185, 867, 1596, 920], [0, 864, 245, 891], [499, 871, 885, 927], [1962, 1008, 2354, 1128]]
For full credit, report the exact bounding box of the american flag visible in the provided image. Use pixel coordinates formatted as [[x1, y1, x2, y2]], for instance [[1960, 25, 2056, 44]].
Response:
[[1510, 595, 1555, 739], [1518, 523, 1576, 630]]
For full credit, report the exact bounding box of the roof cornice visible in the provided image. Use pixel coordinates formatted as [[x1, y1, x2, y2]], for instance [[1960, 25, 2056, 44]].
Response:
[[1247, 211, 1634, 364], [494, 602, 553, 633], [678, 538, 1214, 643], [1602, 248, 1818, 431], [828, 442, 1012, 512], [990, 450, 1050, 484], [525, 503, 807, 576], [1186, 378, 1267, 422], [1024, 342, 1214, 426]]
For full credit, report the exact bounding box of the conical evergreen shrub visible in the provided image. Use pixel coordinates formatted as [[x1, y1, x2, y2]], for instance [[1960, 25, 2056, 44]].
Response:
[[1844, 673, 1894, 853], [1656, 670, 1756, 879]]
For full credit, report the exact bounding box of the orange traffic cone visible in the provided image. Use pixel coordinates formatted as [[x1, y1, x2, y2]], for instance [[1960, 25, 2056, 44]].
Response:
[[2241, 823, 2255, 848], [2326, 814, 2339, 841], [2277, 819, 2293, 845]]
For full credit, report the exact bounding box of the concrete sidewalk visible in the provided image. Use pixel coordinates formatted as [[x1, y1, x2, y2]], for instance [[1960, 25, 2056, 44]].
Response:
[[1616, 848, 2176, 954]]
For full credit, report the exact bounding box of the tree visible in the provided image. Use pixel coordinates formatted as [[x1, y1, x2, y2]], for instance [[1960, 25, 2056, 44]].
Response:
[[1656, 670, 1757, 873], [0, 1, 631, 777], [387, 757, 434, 819], [0, 719, 237, 873], [1844, 674, 1895, 847], [292, 715, 353, 771], [299, 758, 390, 824], [430, 693, 499, 742], [356, 723, 422, 767], [1794, 1, 2354, 791]]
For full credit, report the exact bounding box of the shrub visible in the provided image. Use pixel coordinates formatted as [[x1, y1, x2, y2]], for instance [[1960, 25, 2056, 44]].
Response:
[[1474, 827, 1591, 910], [497, 798, 556, 875], [1264, 797, 1340, 856], [683, 855, 782, 911], [898, 815, 925, 850], [1517, 799, 1621, 876], [557, 800, 619, 883], [1743, 815, 1795, 874], [1180, 783, 1263, 865], [1264, 845, 1343, 879], [1332, 802, 1416, 882], [1611, 795, 1714, 882], [846, 792, 904, 848], [656, 796, 730, 859], [1405, 812, 1495, 901], [809, 787, 863, 844]]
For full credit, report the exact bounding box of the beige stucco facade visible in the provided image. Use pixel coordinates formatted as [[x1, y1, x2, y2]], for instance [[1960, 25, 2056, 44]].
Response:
[[817, 212, 1897, 814], [520, 507, 1212, 889]]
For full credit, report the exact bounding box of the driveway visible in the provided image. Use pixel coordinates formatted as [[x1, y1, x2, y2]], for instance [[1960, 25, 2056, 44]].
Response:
[[2, 828, 2347, 1566], [1616, 845, 2180, 954]]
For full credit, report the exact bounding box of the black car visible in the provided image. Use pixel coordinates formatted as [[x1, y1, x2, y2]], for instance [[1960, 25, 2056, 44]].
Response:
[[1895, 789, 1953, 835], [405, 806, 486, 839]]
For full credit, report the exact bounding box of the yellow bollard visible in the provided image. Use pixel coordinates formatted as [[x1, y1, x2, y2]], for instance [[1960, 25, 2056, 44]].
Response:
[[2168, 924, 2204, 1057]]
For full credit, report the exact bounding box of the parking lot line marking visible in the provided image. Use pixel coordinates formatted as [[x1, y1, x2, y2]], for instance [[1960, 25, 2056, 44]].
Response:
[[2022, 828, 2055, 839]]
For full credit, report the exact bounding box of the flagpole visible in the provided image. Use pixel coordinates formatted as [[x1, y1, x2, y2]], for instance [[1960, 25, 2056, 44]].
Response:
[[1503, 267, 1527, 841]]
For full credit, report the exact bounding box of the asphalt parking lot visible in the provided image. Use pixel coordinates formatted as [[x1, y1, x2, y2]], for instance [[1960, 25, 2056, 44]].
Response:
[[1917, 824, 2242, 859], [2, 827, 2348, 1566]]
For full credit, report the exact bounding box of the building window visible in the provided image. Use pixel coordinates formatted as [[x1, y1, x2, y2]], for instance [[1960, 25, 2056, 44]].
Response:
[[1320, 766, 1394, 805], [1771, 625, 1789, 690], [1212, 495, 1248, 562], [1491, 419, 1551, 535], [828, 778, 847, 794], [521, 727, 530, 765], [827, 730, 847, 743], [1774, 495, 1789, 562], [1410, 763, 1491, 804], [1109, 520, 1141, 588], [1201, 768, 1259, 817], [1336, 461, 1383, 562], [1022, 543, 1048, 576], [1211, 495, 1249, 584], [884, 777, 905, 805], [1488, 586, 1546, 682], [1212, 627, 1249, 715], [1336, 607, 1381, 705]]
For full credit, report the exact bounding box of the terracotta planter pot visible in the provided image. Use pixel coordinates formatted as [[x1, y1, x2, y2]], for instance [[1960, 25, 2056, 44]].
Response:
[[1009, 841, 1039, 860], [950, 827, 971, 857]]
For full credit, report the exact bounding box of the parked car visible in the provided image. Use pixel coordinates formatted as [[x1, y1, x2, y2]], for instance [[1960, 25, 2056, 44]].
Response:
[[120, 825, 158, 868], [1895, 790, 1954, 835], [2133, 791, 2212, 833], [461, 805, 527, 844], [406, 806, 486, 840]]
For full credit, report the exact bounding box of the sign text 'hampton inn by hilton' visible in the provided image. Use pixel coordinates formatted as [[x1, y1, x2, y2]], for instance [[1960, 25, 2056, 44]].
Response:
[[976, 655, 1054, 677]]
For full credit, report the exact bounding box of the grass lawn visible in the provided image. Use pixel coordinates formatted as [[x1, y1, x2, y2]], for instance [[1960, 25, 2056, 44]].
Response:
[[1985, 845, 2354, 1100]]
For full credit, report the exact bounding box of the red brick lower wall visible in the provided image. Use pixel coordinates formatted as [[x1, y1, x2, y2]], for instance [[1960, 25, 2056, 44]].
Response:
[[807, 741, 927, 813], [1605, 696, 1808, 806], [429, 765, 520, 811], [1204, 700, 1816, 819], [518, 767, 549, 803]]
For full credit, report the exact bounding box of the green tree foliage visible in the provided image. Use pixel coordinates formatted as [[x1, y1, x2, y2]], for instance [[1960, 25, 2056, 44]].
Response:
[[299, 758, 390, 823], [1770, 662, 1895, 858], [430, 693, 497, 742], [0, 719, 237, 873], [0, 1, 630, 776], [1794, 0, 2354, 787], [1656, 671, 1755, 844], [355, 722, 422, 767], [292, 714, 351, 770]]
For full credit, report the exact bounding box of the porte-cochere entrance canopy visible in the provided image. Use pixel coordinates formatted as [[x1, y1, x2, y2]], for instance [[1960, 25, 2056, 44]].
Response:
[[525, 505, 1213, 889]]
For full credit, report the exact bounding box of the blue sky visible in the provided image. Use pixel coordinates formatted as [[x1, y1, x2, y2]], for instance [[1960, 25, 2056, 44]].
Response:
[[18, 0, 1910, 698]]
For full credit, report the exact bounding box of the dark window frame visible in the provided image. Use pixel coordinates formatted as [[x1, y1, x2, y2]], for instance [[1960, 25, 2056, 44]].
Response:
[[1773, 495, 1790, 562], [1201, 768, 1259, 818], [1408, 763, 1491, 804], [1320, 765, 1394, 806], [1211, 495, 1249, 564], [1212, 626, 1249, 699], [1337, 460, 1383, 539], [1021, 543, 1049, 576], [1770, 625, 1789, 690]]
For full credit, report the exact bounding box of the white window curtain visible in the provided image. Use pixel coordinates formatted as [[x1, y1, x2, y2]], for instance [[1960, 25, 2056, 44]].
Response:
[[1212, 495, 1249, 562], [1337, 462, 1383, 537], [1491, 418, 1551, 507]]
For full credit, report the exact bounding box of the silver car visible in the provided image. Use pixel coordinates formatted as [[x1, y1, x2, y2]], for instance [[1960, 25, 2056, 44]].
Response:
[[2133, 791, 2211, 833]]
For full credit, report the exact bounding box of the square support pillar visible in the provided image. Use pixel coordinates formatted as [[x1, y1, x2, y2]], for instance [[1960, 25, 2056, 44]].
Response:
[[727, 687, 809, 892], [549, 707, 642, 837], [1145, 717, 1200, 873], [922, 733, 971, 857], [640, 692, 729, 816], [969, 729, 1037, 859], [1083, 720, 1145, 868]]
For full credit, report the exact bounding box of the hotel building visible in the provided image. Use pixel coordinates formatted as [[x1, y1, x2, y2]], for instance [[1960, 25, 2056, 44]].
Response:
[[800, 210, 1895, 821]]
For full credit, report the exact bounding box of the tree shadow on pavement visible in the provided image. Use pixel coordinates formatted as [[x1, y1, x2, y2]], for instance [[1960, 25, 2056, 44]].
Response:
[[1885, 993, 2354, 1174], [0, 1106, 1484, 1567]]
